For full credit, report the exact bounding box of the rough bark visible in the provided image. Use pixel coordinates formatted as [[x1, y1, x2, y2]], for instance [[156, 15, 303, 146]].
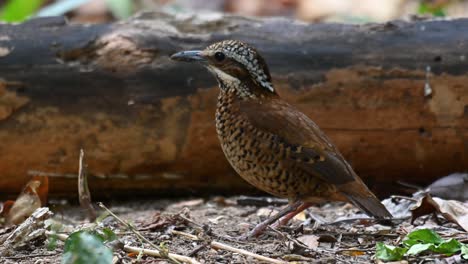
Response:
[[0, 13, 466, 198]]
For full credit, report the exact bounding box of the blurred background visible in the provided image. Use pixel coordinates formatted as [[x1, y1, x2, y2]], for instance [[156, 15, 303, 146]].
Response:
[[1, 0, 468, 24]]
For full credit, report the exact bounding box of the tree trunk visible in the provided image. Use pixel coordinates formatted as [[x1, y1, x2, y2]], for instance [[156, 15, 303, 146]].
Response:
[[0, 13, 466, 198]]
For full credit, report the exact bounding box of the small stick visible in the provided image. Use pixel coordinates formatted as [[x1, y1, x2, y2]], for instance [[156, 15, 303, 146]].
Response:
[[188, 243, 208, 257], [124, 245, 201, 264], [98, 202, 181, 264], [45, 231, 199, 264], [211, 241, 287, 264], [171, 230, 199, 240], [78, 149, 96, 221], [169, 230, 287, 264], [390, 195, 418, 202], [236, 196, 289, 207]]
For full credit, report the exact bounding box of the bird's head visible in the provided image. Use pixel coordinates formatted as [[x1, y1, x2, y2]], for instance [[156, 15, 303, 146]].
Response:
[[171, 40, 276, 98]]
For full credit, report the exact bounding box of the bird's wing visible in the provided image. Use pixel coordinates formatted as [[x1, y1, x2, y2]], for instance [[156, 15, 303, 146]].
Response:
[[239, 97, 392, 219], [239, 97, 357, 185]]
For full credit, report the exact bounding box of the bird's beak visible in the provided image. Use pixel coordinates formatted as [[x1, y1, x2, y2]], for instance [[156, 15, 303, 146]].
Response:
[[170, 50, 205, 62]]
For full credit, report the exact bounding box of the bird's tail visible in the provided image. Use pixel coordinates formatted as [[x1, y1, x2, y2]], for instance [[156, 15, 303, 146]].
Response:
[[339, 181, 392, 219]]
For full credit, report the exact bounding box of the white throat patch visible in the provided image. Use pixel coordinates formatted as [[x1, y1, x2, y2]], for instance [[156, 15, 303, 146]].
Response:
[[208, 66, 241, 85]]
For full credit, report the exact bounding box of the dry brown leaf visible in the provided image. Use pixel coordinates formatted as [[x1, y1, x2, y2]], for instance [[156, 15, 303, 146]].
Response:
[[341, 249, 366, 256], [0, 200, 15, 217], [428, 173, 468, 201], [138, 211, 182, 231], [6, 176, 48, 225], [411, 193, 468, 231], [297, 234, 319, 250], [31, 175, 48, 205]]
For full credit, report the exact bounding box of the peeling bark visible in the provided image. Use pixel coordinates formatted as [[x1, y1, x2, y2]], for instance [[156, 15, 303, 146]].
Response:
[[0, 13, 466, 198]]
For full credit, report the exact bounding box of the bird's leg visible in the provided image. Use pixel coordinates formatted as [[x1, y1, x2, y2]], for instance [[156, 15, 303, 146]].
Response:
[[273, 202, 313, 227], [239, 200, 302, 240]]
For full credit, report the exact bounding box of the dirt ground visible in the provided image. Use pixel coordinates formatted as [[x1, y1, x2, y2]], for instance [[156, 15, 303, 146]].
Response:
[[0, 196, 467, 264]]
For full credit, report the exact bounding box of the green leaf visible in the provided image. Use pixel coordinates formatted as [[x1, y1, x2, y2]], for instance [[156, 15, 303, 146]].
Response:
[[62, 231, 113, 264], [105, 0, 133, 19], [47, 233, 58, 251], [375, 242, 407, 261], [404, 229, 443, 246], [433, 239, 461, 256], [0, 0, 44, 22], [418, 3, 446, 17], [461, 244, 468, 260], [100, 228, 117, 242], [406, 243, 433, 256]]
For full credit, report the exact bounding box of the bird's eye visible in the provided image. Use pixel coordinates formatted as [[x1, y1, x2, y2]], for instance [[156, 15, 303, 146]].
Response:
[[214, 52, 225, 62]]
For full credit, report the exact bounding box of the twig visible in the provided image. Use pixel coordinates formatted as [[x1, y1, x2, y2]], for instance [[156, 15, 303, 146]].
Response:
[[236, 196, 289, 207], [45, 231, 200, 264], [78, 149, 96, 221], [3, 252, 59, 260], [188, 243, 208, 257], [211, 241, 287, 264], [169, 229, 287, 264], [124, 245, 201, 264], [98, 202, 182, 264], [325, 217, 408, 226], [303, 229, 399, 238], [390, 195, 418, 202], [171, 230, 199, 240]]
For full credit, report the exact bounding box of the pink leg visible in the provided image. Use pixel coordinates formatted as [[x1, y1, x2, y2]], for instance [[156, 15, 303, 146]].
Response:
[[274, 202, 313, 227], [239, 201, 304, 240]]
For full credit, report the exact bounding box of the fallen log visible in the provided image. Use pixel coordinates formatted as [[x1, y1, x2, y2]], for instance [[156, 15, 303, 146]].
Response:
[[0, 13, 466, 198]]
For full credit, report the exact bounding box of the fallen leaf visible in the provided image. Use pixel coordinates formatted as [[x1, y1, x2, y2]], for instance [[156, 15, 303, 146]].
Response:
[[375, 242, 407, 261], [138, 211, 180, 231], [382, 197, 414, 218], [127, 252, 138, 258], [293, 211, 306, 221], [297, 234, 319, 250], [341, 249, 366, 256], [62, 231, 113, 264], [31, 175, 48, 206], [403, 229, 443, 246], [411, 194, 468, 232], [0, 200, 15, 216], [7, 181, 41, 225], [256, 208, 278, 217], [317, 234, 337, 243], [428, 173, 468, 201]]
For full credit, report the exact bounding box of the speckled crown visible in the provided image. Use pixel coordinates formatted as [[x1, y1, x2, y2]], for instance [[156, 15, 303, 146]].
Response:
[[206, 40, 274, 92]]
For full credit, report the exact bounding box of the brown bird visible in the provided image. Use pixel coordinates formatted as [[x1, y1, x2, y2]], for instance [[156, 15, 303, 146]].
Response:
[[171, 40, 392, 238]]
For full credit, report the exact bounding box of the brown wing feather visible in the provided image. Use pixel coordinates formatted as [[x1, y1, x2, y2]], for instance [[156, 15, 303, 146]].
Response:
[[239, 97, 392, 219], [239, 97, 357, 185]]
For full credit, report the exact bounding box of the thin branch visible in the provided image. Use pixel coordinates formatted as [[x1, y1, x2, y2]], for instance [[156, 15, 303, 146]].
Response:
[[45, 231, 200, 264], [211, 241, 287, 264], [390, 195, 418, 202], [97, 202, 181, 264], [78, 149, 96, 221], [124, 245, 201, 264], [169, 229, 287, 264]]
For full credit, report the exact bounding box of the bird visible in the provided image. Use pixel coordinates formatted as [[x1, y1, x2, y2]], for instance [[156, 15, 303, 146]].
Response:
[[171, 40, 392, 239]]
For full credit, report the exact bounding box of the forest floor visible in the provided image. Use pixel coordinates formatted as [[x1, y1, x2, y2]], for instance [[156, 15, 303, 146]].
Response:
[[1, 194, 466, 264]]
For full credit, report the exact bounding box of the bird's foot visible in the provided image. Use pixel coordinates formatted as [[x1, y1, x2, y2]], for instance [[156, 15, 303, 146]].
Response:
[[237, 222, 271, 241]]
